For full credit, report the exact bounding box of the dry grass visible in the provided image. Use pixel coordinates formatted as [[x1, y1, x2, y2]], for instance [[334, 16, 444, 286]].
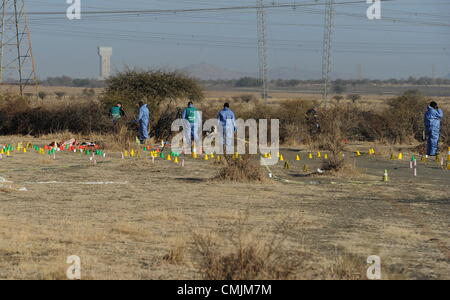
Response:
[[163, 238, 187, 265], [1, 89, 448, 152], [313, 106, 362, 178], [326, 252, 369, 280], [39, 127, 140, 152], [192, 219, 302, 280], [191, 218, 388, 280], [193, 234, 298, 280], [144, 210, 186, 223], [0, 135, 448, 280]]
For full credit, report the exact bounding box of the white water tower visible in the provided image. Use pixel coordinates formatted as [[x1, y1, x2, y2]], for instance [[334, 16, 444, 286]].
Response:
[[98, 47, 112, 80]]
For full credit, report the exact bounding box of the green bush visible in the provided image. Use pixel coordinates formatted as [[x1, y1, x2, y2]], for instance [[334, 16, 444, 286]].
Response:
[[100, 69, 204, 140], [101, 69, 203, 114]]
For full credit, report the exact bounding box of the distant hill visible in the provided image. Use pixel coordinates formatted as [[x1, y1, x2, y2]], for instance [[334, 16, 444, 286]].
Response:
[[445, 73, 450, 79], [181, 63, 252, 80]]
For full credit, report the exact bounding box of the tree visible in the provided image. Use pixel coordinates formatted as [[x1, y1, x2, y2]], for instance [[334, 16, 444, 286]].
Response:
[[82, 88, 96, 98], [101, 69, 204, 138], [102, 69, 203, 109], [333, 95, 344, 103], [232, 94, 257, 103], [234, 77, 261, 87], [55, 91, 66, 100], [38, 92, 47, 100], [347, 94, 361, 104], [332, 82, 346, 94]]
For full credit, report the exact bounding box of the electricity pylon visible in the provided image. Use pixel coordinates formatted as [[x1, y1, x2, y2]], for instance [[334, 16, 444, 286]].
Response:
[[0, 0, 37, 96], [322, 0, 334, 104], [257, 0, 269, 102]]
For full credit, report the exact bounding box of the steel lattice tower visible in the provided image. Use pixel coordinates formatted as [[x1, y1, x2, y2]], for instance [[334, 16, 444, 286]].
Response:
[[0, 0, 37, 96], [322, 0, 334, 104], [257, 0, 269, 102]]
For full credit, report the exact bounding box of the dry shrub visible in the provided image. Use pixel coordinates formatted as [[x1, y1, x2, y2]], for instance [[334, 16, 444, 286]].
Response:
[[0, 94, 112, 136], [278, 99, 316, 144], [440, 108, 450, 150], [215, 155, 268, 182], [231, 94, 257, 103], [316, 104, 346, 154], [319, 155, 360, 178], [326, 252, 368, 280], [327, 252, 406, 280], [163, 239, 187, 265], [314, 106, 362, 178], [191, 214, 374, 280], [152, 106, 182, 140], [193, 235, 297, 280], [311, 90, 432, 145], [216, 98, 316, 145], [384, 90, 428, 144], [192, 217, 302, 280], [320, 104, 362, 143], [103, 124, 136, 151], [320, 155, 345, 173]]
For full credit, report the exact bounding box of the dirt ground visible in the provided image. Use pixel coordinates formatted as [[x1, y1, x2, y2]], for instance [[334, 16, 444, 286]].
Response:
[[0, 136, 449, 280]]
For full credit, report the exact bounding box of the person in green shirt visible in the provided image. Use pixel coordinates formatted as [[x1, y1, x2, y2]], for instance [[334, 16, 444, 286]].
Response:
[[110, 103, 126, 124], [182, 102, 201, 149]]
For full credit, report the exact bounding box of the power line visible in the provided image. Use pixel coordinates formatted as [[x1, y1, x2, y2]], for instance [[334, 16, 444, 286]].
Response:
[[22, 0, 396, 15], [31, 24, 448, 54]]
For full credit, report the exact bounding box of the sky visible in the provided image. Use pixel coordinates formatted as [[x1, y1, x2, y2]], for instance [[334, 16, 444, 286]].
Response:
[[18, 0, 450, 79]]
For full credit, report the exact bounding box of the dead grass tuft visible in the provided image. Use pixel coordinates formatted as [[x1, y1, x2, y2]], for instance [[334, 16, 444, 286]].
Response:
[[214, 155, 268, 182], [320, 156, 361, 179], [38, 268, 68, 280], [111, 222, 141, 236], [144, 210, 186, 222], [192, 233, 302, 280], [95, 124, 136, 151], [326, 252, 368, 280], [192, 215, 302, 280], [163, 238, 187, 265], [0, 187, 14, 193]]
